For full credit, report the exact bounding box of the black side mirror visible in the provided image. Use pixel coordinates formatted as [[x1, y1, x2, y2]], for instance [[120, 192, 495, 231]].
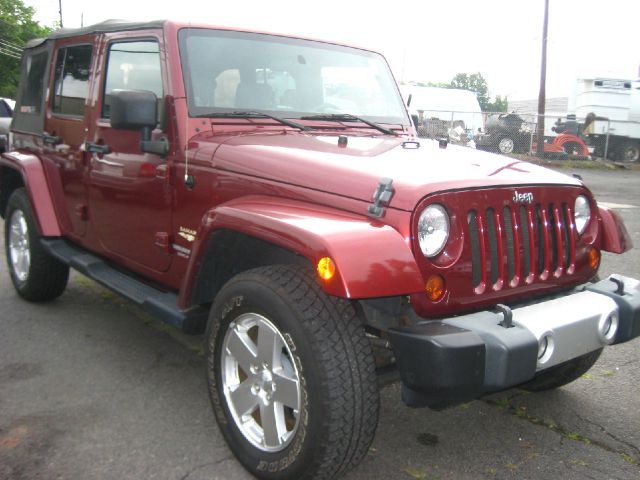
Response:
[[110, 89, 157, 131], [110, 89, 168, 156]]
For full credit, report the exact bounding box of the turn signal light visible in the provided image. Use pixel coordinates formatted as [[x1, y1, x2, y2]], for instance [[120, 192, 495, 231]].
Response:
[[317, 257, 336, 281], [588, 247, 600, 270], [425, 275, 445, 301]]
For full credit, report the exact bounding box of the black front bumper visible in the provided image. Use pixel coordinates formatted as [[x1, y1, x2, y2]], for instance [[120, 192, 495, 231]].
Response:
[[387, 275, 640, 409]]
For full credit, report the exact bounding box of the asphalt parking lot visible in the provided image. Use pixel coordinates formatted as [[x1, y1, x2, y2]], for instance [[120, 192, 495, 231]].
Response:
[[1, 167, 639, 480]]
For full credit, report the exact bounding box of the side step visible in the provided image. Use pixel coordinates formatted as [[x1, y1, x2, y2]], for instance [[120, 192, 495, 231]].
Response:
[[41, 238, 208, 334]]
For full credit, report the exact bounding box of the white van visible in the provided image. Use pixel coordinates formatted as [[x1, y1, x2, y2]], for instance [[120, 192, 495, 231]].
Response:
[[400, 85, 484, 135]]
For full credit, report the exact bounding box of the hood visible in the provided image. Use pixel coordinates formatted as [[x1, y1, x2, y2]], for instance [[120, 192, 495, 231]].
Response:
[[211, 131, 582, 211]]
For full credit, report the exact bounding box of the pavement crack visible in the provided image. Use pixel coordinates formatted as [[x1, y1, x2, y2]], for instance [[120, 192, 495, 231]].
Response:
[[483, 397, 640, 467], [178, 456, 233, 480], [573, 411, 640, 460]]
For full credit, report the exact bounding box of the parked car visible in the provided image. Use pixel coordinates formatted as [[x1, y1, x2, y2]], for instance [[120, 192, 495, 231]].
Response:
[[0, 98, 14, 152], [475, 113, 531, 154], [1, 20, 639, 480]]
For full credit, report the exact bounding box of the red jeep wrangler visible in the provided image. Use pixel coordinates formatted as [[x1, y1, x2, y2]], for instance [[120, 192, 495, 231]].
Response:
[[1, 20, 639, 480]]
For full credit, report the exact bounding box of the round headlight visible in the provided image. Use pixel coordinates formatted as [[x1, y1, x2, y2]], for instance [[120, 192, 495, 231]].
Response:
[[418, 204, 450, 257], [574, 195, 591, 235]]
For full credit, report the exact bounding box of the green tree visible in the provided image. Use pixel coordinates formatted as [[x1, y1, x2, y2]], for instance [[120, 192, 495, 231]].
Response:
[[0, 0, 52, 98], [486, 94, 509, 113], [450, 72, 490, 110]]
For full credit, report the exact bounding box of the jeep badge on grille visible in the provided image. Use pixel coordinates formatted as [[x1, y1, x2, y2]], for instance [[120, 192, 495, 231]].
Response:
[[513, 190, 534, 204]]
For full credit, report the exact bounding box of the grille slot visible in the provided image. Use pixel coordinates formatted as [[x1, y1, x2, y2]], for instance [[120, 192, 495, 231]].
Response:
[[468, 202, 576, 293]]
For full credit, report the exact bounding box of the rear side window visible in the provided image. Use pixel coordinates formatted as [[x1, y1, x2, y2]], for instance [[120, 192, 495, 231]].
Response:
[[53, 44, 93, 116], [19, 51, 49, 114], [102, 40, 162, 118]]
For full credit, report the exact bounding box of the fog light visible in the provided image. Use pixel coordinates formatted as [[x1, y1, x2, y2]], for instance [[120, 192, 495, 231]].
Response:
[[317, 257, 336, 281], [588, 247, 600, 270], [537, 334, 554, 364], [425, 275, 445, 301]]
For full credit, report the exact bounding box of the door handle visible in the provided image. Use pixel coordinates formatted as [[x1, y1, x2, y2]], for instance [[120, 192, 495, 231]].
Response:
[[42, 133, 61, 145], [85, 142, 111, 155], [92, 157, 122, 168]]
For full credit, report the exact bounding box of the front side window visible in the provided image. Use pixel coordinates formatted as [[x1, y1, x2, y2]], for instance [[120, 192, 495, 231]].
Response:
[[53, 44, 93, 116], [19, 51, 49, 114], [102, 40, 162, 118], [179, 29, 409, 125]]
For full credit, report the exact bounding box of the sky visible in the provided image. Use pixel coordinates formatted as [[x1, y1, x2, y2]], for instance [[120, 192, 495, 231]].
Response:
[[25, 0, 640, 102]]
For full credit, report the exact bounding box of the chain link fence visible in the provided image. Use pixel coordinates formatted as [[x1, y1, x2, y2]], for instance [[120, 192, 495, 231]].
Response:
[[412, 109, 640, 163]]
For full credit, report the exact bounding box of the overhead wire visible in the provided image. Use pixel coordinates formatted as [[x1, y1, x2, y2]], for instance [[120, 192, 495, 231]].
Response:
[[0, 38, 24, 60], [0, 39, 25, 53]]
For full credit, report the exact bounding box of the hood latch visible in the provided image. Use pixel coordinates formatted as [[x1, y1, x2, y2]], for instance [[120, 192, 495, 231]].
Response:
[[367, 178, 394, 219]]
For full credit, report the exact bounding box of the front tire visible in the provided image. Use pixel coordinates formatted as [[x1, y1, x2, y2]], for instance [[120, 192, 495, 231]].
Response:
[[4, 188, 69, 301], [206, 265, 379, 480], [497, 136, 516, 154], [520, 349, 602, 392]]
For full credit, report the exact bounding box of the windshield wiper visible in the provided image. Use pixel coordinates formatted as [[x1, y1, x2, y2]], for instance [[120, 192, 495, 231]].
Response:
[[299, 113, 396, 135], [197, 110, 310, 131]]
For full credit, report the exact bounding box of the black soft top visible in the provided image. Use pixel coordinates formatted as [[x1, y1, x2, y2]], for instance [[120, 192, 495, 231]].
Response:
[[26, 19, 167, 48]]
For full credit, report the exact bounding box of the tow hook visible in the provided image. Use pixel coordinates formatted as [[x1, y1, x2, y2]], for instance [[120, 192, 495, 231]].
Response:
[[495, 304, 514, 328], [610, 276, 625, 295]]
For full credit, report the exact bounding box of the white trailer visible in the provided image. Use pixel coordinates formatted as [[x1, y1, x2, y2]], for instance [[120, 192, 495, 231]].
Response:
[[569, 77, 640, 162]]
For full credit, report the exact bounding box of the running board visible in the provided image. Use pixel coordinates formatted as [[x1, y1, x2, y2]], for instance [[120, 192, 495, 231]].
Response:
[[41, 238, 208, 334]]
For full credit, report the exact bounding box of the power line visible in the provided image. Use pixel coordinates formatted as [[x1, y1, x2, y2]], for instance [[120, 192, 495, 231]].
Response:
[[0, 39, 24, 54], [0, 48, 21, 60], [0, 36, 25, 48]]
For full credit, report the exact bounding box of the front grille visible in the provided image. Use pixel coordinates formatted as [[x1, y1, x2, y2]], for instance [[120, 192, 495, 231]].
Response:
[[467, 203, 576, 293]]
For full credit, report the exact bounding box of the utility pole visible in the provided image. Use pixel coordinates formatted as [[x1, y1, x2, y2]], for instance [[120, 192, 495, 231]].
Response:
[[536, 0, 549, 156], [58, 0, 63, 28]]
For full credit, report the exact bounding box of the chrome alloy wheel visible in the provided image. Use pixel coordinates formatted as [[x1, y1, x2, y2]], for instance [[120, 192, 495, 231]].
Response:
[[221, 313, 301, 452], [9, 209, 30, 282], [498, 137, 515, 154]]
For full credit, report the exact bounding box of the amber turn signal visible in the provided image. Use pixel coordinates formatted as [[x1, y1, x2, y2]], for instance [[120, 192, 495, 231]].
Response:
[[317, 257, 336, 281], [425, 275, 445, 301], [588, 247, 600, 270]]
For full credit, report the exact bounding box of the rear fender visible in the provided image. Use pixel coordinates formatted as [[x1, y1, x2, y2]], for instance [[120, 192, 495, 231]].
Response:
[[0, 151, 61, 236], [598, 205, 632, 254], [179, 196, 424, 307]]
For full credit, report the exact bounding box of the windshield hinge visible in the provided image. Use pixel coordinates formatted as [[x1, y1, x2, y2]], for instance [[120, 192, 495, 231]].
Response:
[[367, 178, 394, 219]]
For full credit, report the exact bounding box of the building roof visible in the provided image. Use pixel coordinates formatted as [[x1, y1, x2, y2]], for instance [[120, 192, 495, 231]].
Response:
[[508, 97, 569, 116]]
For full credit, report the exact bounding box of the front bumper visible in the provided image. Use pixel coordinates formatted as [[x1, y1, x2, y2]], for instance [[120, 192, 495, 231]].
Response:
[[388, 275, 640, 409]]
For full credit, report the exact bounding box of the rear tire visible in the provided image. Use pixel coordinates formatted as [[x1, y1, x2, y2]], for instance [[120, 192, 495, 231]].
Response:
[[616, 140, 640, 163], [4, 188, 69, 301], [520, 349, 602, 392], [206, 265, 379, 480]]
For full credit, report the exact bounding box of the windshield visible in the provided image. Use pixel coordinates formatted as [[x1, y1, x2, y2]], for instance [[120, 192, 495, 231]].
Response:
[[178, 28, 409, 126]]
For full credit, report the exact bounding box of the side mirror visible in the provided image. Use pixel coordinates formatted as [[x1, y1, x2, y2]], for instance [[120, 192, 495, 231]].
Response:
[[110, 89, 157, 131], [109, 89, 168, 157]]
